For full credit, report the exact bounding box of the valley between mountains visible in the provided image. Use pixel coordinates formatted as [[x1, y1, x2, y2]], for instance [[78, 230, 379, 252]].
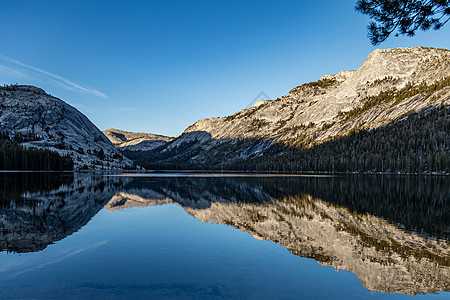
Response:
[[1, 46, 449, 173]]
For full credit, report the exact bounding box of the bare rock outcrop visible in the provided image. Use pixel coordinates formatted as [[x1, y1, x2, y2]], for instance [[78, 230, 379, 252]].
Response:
[[103, 128, 172, 152], [0, 85, 133, 169]]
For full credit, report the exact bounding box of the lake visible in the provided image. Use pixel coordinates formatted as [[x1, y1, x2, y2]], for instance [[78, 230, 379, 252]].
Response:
[[0, 172, 448, 299]]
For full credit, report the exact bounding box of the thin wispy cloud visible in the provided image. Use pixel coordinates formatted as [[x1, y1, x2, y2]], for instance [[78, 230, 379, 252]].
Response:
[[0, 55, 107, 98], [0, 64, 26, 78]]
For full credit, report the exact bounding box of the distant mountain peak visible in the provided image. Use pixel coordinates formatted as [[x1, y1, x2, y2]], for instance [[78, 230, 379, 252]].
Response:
[[103, 128, 173, 151]]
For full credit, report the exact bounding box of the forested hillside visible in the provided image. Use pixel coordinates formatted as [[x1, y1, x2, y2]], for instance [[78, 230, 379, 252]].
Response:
[[227, 106, 449, 173], [0, 131, 73, 171]]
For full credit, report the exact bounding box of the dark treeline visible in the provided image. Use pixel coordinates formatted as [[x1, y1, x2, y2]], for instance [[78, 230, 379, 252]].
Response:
[[226, 106, 450, 174], [0, 131, 73, 171]]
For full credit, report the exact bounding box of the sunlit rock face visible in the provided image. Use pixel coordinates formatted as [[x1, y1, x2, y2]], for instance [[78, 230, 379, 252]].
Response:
[[0, 86, 133, 169], [184, 47, 450, 140], [109, 176, 449, 295], [139, 47, 450, 166], [0, 174, 128, 253], [103, 128, 173, 152]]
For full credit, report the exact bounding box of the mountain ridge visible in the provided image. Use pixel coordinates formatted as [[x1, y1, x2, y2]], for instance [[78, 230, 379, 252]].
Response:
[[0, 85, 133, 170], [183, 47, 449, 141], [124, 46, 450, 172]]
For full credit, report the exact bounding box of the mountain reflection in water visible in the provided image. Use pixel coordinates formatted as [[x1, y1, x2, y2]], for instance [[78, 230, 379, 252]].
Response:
[[0, 173, 448, 295], [0, 173, 128, 253]]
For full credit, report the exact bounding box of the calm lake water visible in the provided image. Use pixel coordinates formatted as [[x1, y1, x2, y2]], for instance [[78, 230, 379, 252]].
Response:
[[0, 172, 448, 299]]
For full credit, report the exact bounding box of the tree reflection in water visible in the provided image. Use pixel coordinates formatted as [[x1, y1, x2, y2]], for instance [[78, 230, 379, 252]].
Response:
[[0, 173, 448, 294]]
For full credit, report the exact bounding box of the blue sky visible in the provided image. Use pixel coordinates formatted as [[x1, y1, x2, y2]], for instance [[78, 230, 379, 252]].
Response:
[[0, 0, 449, 137]]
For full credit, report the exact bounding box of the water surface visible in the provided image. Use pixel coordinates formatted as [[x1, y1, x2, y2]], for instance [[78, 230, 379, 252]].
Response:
[[0, 172, 448, 299]]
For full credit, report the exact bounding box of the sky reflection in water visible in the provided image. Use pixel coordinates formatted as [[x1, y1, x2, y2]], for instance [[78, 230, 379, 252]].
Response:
[[0, 173, 448, 299]]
